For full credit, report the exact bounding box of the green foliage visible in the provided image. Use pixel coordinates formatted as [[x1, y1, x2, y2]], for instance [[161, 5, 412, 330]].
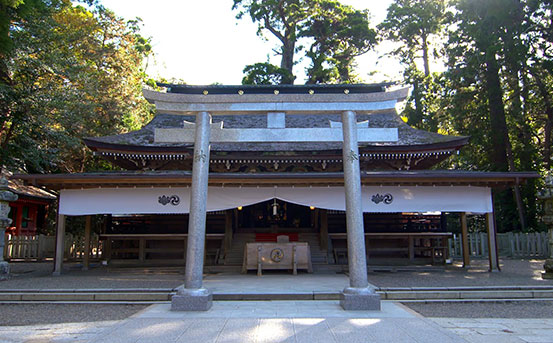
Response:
[[379, 0, 445, 76], [242, 62, 295, 85], [378, 0, 553, 232], [233, 0, 311, 79], [302, 1, 376, 84], [0, 2, 153, 173], [379, 0, 446, 131], [233, 0, 375, 84]]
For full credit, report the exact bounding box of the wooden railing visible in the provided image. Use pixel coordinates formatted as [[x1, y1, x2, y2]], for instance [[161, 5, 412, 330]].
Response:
[[3, 234, 103, 261], [449, 232, 550, 258], [4, 231, 549, 261]]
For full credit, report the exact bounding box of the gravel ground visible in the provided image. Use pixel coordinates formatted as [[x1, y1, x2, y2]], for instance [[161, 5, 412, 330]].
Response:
[[404, 301, 553, 318], [0, 304, 148, 326], [368, 259, 552, 288]]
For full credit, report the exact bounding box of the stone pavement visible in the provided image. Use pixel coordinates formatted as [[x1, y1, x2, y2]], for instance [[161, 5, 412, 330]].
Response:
[[203, 273, 349, 294], [431, 317, 553, 343], [0, 301, 468, 343], [1, 301, 553, 342]]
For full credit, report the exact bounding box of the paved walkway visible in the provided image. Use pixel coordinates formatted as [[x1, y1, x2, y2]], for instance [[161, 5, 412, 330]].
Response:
[[1, 302, 552, 342], [0, 301, 468, 343], [0, 261, 551, 342], [203, 273, 349, 294]]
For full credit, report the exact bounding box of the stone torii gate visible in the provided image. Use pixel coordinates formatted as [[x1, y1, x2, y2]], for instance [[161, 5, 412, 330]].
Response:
[[144, 85, 407, 311]]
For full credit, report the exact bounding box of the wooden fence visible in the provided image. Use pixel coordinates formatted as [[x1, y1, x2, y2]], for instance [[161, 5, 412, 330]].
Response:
[[3, 234, 103, 261], [449, 231, 551, 258], [4, 232, 550, 261]]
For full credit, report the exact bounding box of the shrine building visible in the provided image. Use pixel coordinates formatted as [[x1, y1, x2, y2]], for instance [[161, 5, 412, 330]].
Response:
[[14, 83, 537, 310]]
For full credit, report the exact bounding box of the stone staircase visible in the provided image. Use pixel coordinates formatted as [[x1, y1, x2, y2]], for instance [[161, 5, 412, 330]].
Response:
[[222, 231, 328, 266], [223, 233, 255, 266], [298, 232, 328, 265]]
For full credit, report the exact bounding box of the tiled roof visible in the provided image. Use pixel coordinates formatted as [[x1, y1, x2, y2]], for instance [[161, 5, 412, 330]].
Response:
[[3, 171, 56, 200], [84, 111, 468, 153]]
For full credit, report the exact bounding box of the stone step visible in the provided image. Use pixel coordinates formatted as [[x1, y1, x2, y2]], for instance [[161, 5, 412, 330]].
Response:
[[1, 287, 552, 303]]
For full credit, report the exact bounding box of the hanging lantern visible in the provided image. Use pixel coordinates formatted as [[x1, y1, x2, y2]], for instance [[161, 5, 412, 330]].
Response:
[[272, 198, 279, 216]]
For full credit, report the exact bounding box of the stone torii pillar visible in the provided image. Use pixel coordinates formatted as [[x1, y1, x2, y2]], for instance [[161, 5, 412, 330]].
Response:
[[171, 111, 213, 311], [340, 110, 381, 310]]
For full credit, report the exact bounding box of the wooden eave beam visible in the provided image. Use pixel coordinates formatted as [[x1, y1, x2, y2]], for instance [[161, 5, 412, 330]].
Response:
[[12, 171, 539, 190]]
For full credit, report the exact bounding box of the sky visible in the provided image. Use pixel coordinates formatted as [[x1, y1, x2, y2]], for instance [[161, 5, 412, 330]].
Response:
[[99, 0, 402, 85]]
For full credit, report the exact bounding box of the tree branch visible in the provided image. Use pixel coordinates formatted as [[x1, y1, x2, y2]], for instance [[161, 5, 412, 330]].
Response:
[[264, 15, 285, 44]]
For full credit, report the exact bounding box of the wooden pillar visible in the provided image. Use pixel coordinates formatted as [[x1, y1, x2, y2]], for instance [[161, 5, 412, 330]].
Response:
[[224, 210, 233, 254], [486, 212, 500, 272], [460, 212, 470, 268], [320, 209, 328, 251], [139, 238, 145, 262], [53, 214, 66, 276], [14, 205, 22, 236], [408, 236, 414, 261], [82, 215, 91, 270]]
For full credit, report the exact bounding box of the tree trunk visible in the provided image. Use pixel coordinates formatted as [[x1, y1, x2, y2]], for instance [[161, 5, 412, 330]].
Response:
[[532, 69, 553, 169], [484, 52, 510, 172], [280, 38, 295, 83], [421, 33, 430, 77], [484, 50, 521, 231], [0, 53, 14, 166], [502, 44, 529, 230], [407, 79, 424, 129]]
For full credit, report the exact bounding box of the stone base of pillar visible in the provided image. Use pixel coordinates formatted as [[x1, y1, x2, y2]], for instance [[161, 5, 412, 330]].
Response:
[[340, 287, 381, 311], [171, 287, 212, 311], [0, 261, 9, 280]]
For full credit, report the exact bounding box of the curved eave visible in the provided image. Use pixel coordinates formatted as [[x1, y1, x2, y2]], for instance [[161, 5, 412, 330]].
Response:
[[360, 136, 469, 153], [13, 171, 539, 190], [83, 138, 192, 153]]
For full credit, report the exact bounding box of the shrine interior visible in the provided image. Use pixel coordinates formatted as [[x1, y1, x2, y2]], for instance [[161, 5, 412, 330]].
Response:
[[102, 199, 449, 267]]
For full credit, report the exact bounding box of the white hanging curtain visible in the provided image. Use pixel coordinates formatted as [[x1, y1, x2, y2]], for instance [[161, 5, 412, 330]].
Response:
[[59, 185, 492, 215]]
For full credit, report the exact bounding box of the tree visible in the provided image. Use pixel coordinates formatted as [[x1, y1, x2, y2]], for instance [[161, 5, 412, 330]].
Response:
[[0, 0, 62, 160], [242, 62, 295, 84], [302, 1, 376, 83], [379, 0, 445, 77], [0, 3, 153, 173], [232, 0, 312, 82], [233, 0, 375, 84], [378, 0, 446, 131], [526, 0, 553, 170], [444, 0, 534, 230]]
